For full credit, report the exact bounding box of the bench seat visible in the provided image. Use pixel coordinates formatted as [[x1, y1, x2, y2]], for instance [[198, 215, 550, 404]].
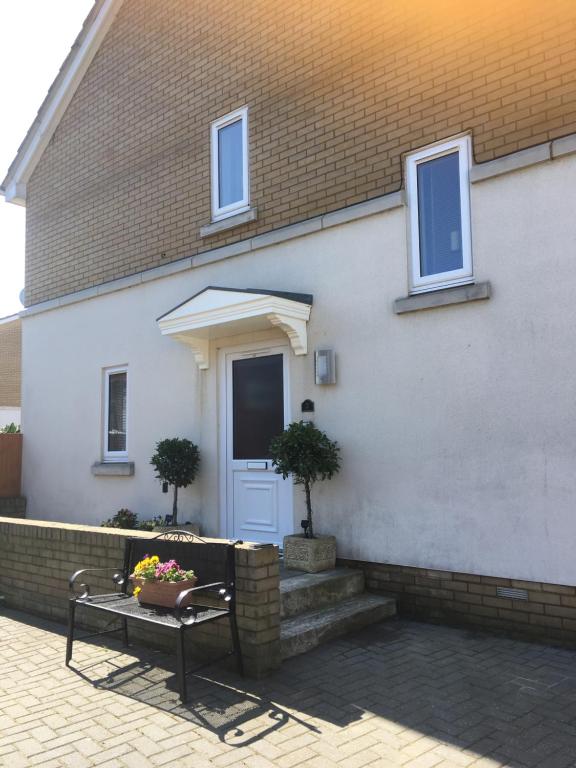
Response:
[[65, 531, 243, 703], [77, 592, 230, 628]]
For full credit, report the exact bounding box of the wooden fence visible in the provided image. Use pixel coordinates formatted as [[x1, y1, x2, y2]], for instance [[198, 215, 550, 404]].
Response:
[[0, 434, 22, 497]]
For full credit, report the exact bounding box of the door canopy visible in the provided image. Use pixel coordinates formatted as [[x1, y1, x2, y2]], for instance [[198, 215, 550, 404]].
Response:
[[157, 287, 313, 369]]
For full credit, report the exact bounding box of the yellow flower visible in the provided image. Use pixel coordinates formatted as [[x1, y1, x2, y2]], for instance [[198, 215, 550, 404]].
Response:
[[133, 586, 141, 597], [133, 554, 160, 575]]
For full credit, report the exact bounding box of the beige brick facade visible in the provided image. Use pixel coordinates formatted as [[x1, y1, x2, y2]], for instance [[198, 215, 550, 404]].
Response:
[[25, 0, 576, 305], [0, 318, 21, 407]]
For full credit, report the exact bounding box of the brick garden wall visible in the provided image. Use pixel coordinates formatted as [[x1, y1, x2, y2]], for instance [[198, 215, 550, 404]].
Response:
[[26, 0, 576, 305], [340, 559, 576, 648], [0, 518, 280, 676], [4, 516, 576, 658]]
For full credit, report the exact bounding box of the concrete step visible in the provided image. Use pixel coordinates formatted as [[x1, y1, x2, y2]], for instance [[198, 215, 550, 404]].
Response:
[[280, 593, 397, 660], [280, 568, 365, 620]]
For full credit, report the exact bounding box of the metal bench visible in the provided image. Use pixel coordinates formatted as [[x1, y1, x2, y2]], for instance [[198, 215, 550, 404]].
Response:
[[65, 530, 243, 703]]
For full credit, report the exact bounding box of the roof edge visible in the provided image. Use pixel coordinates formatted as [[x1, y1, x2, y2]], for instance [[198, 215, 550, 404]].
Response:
[[156, 287, 314, 322], [0, 313, 21, 326], [1, 0, 125, 206]]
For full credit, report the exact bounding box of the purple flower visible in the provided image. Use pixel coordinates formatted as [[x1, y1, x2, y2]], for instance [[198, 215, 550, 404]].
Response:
[[154, 559, 187, 581]]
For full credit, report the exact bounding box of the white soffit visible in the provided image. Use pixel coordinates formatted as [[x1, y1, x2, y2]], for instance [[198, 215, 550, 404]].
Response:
[[157, 287, 313, 369], [1, 0, 125, 206]]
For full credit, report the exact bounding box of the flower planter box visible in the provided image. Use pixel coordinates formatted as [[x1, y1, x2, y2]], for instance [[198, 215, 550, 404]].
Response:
[[133, 577, 197, 608], [283, 534, 336, 573]]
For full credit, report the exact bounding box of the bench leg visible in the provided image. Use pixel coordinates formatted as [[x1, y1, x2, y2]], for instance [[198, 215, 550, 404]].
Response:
[[230, 612, 244, 677], [121, 617, 129, 647], [176, 629, 187, 704], [65, 600, 76, 666]]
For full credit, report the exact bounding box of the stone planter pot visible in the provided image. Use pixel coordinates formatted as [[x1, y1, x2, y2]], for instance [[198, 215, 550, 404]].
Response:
[[283, 534, 336, 573], [132, 577, 197, 608]]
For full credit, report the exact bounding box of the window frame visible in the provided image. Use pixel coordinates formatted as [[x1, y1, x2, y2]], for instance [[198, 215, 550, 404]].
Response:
[[103, 366, 128, 462], [210, 106, 250, 222], [406, 135, 473, 294]]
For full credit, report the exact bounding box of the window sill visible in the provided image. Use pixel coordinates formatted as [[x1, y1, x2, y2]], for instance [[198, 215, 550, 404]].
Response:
[[91, 462, 135, 477], [394, 281, 491, 314], [200, 207, 257, 238]]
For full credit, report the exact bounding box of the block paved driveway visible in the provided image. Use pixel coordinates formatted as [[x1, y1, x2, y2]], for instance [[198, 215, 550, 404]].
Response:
[[2, 608, 576, 768]]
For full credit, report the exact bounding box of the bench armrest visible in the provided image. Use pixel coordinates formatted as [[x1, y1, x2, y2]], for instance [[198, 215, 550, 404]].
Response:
[[174, 581, 232, 624], [69, 568, 125, 600]]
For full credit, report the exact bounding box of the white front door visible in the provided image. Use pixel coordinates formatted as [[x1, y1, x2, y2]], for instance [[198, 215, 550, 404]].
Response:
[[221, 343, 293, 544]]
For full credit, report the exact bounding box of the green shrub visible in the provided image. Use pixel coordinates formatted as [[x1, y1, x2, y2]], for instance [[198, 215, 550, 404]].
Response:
[[101, 508, 139, 529], [137, 515, 165, 531], [0, 423, 20, 434], [270, 421, 340, 538]]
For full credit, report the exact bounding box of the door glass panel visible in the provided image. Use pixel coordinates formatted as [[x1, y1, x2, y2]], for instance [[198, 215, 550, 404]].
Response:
[[233, 354, 284, 459]]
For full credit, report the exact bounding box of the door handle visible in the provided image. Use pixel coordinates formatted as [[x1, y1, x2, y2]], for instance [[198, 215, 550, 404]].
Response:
[[247, 461, 268, 470]]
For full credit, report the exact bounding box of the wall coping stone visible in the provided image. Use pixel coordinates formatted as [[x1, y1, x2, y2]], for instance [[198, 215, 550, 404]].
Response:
[[0, 516, 277, 550], [470, 143, 551, 183], [551, 134, 576, 159]]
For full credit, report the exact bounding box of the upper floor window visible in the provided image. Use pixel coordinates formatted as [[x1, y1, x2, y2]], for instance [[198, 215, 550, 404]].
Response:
[[406, 136, 472, 294], [211, 107, 249, 221], [104, 366, 128, 461]]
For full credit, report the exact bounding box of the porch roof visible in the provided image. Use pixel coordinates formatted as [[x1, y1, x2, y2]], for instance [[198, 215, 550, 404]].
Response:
[[156, 287, 313, 369]]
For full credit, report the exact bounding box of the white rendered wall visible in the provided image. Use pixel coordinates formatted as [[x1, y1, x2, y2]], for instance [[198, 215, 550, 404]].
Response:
[[21, 153, 576, 584], [0, 407, 21, 429]]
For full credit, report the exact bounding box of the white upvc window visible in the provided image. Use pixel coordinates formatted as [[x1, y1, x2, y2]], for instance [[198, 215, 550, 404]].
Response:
[[103, 366, 128, 462], [210, 107, 249, 221], [406, 135, 473, 294]]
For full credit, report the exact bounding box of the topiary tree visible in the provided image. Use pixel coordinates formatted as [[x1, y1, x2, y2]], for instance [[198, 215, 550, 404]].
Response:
[[270, 421, 340, 539], [150, 438, 200, 526]]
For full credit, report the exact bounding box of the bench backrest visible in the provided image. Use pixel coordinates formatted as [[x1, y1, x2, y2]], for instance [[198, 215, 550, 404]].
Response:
[[123, 533, 237, 592]]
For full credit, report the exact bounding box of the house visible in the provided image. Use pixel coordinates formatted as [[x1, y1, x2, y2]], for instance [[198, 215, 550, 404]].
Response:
[[3, 0, 576, 640], [0, 314, 21, 430]]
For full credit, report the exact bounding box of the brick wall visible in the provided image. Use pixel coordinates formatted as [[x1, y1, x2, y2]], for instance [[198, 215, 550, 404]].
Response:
[[0, 518, 280, 677], [26, 0, 576, 305], [0, 319, 21, 406], [340, 559, 576, 648]]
